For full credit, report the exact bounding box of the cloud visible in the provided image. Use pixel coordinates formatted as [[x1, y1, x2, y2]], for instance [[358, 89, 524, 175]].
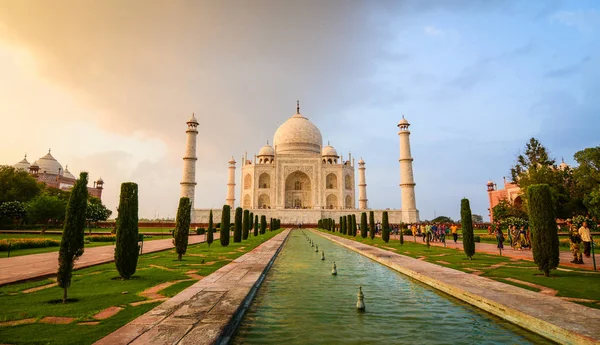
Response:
[[551, 9, 600, 33], [544, 56, 591, 78], [424, 26, 445, 37]]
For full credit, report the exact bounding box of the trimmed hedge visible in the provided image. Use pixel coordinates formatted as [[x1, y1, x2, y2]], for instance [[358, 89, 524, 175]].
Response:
[[0, 238, 60, 251], [85, 235, 116, 242]]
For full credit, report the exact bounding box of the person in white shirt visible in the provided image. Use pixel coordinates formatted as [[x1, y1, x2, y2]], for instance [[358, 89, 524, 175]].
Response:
[[579, 221, 592, 258]]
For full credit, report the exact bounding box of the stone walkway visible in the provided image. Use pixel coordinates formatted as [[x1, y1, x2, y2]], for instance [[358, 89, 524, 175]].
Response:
[[0, 234, 217, 286], [94, 229, 291, 345], [391, 234, 600, 270], [317, 231, 600, 345]]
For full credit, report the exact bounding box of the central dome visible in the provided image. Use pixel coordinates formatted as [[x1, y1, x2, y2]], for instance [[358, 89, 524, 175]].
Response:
[[273, 110, 322, 155]]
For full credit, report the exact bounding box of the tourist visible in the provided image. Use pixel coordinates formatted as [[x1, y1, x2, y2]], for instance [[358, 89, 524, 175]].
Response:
[[519, 226, 529, 249], [431, 223, 438, 242], [567, 219, 583, 264], [451, 223, 458, 243], [496, 228, 505, 250], [512, 225, 521, 250], [579, 221, 592, 258]]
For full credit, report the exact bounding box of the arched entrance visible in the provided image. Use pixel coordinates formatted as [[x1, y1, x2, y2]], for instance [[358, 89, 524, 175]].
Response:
[[326, 194, 338, 209], [258, 194, 270, 209], [285, 171, 312, 209], [345, 195, 352, 209], [243, 194, 251, 208]]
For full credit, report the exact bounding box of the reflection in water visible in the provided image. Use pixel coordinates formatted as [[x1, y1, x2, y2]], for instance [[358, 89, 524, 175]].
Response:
[[232, 231, 552, 345]]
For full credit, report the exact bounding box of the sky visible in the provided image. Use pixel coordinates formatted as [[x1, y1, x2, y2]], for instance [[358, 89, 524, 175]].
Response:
[[0, 0, 598, 221]]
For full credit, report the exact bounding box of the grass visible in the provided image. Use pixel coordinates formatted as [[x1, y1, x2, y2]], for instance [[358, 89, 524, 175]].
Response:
[[0, 233, 167, 257], [320, 229, 600, 309], [0, 229, 283, 345]]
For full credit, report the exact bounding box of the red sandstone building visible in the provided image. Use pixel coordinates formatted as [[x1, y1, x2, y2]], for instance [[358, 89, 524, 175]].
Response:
[[13, 150, 104, 199], [486, 178, 522, 223]]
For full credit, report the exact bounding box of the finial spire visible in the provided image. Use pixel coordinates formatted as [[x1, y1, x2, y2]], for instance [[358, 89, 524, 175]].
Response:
[[267, 140, 269, 145], [48, 148, 51, 153], [328, 140, 330, 146], [296, 100, 300, 114], [402, 114, 405, 119]]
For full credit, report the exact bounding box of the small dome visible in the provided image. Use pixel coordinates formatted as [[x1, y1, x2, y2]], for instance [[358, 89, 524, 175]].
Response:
[[228, 157, 236, 165], [358, 158, 365, 165], [37, 150, 63, 175], [30, 161, 39, 168], [322, 145, 338, 157], [187, 114, 198, 124], [486, 180, 494, 186], [398, 117, 410, 127], [258, 144, 274, 156], [273, 104, 323, 154], [97, 177, 104, 183], [558, 159, 569, 171], [13, 155, 30, 171], [63, 166, 76, 179]]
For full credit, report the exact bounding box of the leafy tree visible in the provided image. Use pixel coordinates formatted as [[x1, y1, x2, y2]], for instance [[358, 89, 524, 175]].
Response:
[[527, 184, 560, 276], [510, 138, 573, 218], [233, 207, 242, 242], [369, 211, 375, 239], [174, 197, 191, 261], [220, 205, 230, 246], [207, 209, 214, 249], [574, 146, 600, 218], [41, 186, 72, 202], [260, 215, 267, 234], [0, 201, 27, 225], [242, 209, 250, 240], [461, 198, 475, 260], [491, 199, 527, 223], [254, 214, 259, 236], [57, 172, 88, 303], [86, 202, 112, 227], [360, 212, 367, 238], [114, 182, 139, 279], [471, 214, 484, 223], [0, 166, 42, 203], [382, 211, 390, 243], [27, 195, 66, 226], [431, 216, 453, 223]]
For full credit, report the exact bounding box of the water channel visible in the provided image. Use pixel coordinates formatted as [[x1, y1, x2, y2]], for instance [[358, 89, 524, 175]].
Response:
[[232, 230, 553, 344]]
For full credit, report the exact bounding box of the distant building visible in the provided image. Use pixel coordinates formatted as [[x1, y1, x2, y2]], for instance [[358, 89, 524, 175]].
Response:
[[13, 150, 104, 199]]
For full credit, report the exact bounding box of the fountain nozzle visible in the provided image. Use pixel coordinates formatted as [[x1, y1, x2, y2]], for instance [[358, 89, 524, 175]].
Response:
[[356, 286, 365, 312]]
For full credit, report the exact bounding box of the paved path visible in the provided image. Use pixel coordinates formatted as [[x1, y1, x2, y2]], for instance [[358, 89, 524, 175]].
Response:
[[95, 229, 291, 345], [317, 230, 600, 345], [391, 234, 599, 270], [0, 234, 218, 286]]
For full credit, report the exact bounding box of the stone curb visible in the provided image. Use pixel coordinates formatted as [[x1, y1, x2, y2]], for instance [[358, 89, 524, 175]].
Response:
[[313, 230, 600, 345]]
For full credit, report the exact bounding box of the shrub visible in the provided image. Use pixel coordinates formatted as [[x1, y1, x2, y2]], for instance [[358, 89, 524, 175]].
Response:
[[474, 236, 481, 243], [382, 211, 390, 242], [461, 198, 475, 260], [85, 235, 116, 242], [360, 212, 367, 238], [403, 229, 412, 236], [174, 197, 191, 260], [58, 172, 89, 303], [0, 238, 60, 251], [220, 205, 230, 246], [369, 211, 375, 240], [195, 228, 205, 235], [114, 182, 139, 279], [528, 184, 560, 277], [233, 207, 242, 243]]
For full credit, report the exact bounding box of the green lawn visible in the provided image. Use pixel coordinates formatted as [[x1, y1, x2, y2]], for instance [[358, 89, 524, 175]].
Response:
[[320, 230, 600, 309], [0, 229, 283, 345], [0, 233, 166, 258]]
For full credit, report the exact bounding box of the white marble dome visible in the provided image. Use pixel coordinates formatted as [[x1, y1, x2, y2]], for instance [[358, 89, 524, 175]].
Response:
[[13, 155, 30, 171], [37, 151, 63, 175], [258, 144, 275, 156], [63, 166, 76, 179], [273, 112, 322, 154], [322, 145, 338, 157]]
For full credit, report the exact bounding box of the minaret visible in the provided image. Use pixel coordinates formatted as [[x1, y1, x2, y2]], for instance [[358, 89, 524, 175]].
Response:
[[358, 158, 368, 209], [226, 157, 236, 207], [180, 114, 199, 207], [398, 116, 418, 223]]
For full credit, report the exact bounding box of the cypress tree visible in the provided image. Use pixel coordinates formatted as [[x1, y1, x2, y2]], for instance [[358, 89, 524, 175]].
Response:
[[114, 182, 139, 279], [249, 212, 254, 232], [360, 212, 368, 238], [369, 211, 375, 239], [382, 211, 390, 242], [346, 215, 351, 236], [527, 184, 560, 276], [242, 209, 250, 240], [57, 172, 88, 303], [260, 215, 267, 234], [233, 207, 242, 242], [352, 214, 357, 236], [269, 217, 273, 231], [220, 205, 230, 246], [332, 219, 336, 232], [339, 216, 343, 234], [342, 216, 347, 234], [254, 215, 259, 236], [207, 209, 214, 249], [461, 198, 475, 260], [318, 219, 322, 229], [174, 197, 191, 260], [399, 222, 404, 245]]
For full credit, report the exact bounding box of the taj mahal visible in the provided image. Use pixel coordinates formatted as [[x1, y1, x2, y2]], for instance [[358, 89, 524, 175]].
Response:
[[181, 102, 419, 225]]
